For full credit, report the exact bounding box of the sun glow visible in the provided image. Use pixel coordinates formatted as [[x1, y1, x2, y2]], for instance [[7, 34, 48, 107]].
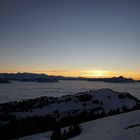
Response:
[[84, 70, 110, 78], [1, 69, 140, 80], [94, 70, 109, 77], [83, 70, 140, 80]]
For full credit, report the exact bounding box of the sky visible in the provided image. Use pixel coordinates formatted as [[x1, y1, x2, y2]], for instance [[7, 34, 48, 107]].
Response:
[[0, 0, 140, 79]]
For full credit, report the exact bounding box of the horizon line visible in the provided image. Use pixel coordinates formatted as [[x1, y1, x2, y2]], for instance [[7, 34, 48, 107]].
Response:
[[0, 71, 139, 80]]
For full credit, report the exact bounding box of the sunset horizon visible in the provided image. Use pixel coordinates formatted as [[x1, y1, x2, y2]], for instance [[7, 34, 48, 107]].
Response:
[[1, 0, 140, 81], [0, 69, 140, 80]]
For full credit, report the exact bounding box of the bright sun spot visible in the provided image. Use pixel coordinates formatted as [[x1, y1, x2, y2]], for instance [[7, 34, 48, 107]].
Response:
[[85, 70, 109, 77], [94, 70, 108, 77]]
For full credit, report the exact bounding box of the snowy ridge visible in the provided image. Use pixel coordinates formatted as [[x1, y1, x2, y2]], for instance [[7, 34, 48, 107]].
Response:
[[1, 88, 140, 139], [19, 109, 140, 140], [12, 88, 139, 119]]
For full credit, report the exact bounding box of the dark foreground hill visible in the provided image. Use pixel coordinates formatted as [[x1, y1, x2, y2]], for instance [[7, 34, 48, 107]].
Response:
[[0, 88, 140, 139], [20, 109, 140, 140]]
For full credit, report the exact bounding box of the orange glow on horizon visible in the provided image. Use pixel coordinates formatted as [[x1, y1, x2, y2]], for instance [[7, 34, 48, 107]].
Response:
[[83, 70, 140, 80], [0, 69, 140, 80], [84, 70, 110, 78]]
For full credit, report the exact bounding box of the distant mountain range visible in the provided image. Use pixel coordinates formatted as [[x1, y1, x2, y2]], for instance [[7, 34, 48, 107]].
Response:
[[0, 73, 58, 83], [0, 73, 139, 83], [87, 76, 136, 83]]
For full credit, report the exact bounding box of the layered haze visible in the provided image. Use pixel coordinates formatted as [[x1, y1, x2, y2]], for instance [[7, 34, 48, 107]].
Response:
[[0, 0, 140, 79]]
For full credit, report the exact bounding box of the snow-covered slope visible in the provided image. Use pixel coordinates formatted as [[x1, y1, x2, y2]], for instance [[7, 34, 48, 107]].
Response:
[[12, 88, 139, 119], [19, 109, 140, 140]]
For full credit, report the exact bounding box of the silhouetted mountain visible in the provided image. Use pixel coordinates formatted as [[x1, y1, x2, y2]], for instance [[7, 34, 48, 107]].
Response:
[[0, 73, 58, 83], [51, 76, 87, 80], [37, 77, 58, 83], [0, 73, 137, 83], [0, 73, 87, 82], [87, 76, 135, 83]]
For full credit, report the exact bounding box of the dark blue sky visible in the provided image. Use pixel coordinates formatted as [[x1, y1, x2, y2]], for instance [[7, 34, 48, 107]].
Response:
[[0, 0, 140, 78]]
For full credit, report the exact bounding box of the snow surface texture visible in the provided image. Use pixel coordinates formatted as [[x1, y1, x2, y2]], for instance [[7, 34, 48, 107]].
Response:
[[12, 88, 138, 119], [19, 109, 140, 140]]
